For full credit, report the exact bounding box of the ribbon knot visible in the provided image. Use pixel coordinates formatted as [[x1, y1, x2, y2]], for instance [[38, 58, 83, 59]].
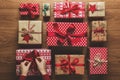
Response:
[[43, 4, 49, 16]]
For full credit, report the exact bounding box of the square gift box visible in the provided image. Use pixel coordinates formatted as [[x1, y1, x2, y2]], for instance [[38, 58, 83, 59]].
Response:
[[19, 3, 40, 19], [18, 20, 42, 44], [47, 22, 88, 47], [89, 47, 108, 74], [88, 2, 105, 17], [55, 55, 85, 75], [16, 49, 51, 76], [54, 1, 85, 18], [91, 21, 107, 41], [42, 3, 51, 17]]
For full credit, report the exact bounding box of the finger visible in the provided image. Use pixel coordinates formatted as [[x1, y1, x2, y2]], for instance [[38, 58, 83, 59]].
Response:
[[35, 58, 40, 64], [27, 62, 31, 67]]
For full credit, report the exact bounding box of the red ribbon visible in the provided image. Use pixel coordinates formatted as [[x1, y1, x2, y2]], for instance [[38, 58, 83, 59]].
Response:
[[56, 55, 84, 74], [19, 21, 41, 43], [94, 28, 104, 34], [20, 3, 38, 18], [89, 4, 96, 13], [48, 23, 87, 46]]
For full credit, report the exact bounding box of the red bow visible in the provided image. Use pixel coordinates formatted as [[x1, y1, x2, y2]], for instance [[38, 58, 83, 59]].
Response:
[[56, 55, 84, 74], [20, 3, 37, 18], [89, 4, 96, 13], [94, 27, 104, 34], [48, 23, 86, 46]]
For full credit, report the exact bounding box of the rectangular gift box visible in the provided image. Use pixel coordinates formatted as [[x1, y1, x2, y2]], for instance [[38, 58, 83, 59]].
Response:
[[89, 47, 108, 74], [88, 2, 105, 17], [16, 49, 51, 76], [42, 3, 50, 17], [18, 20, 42, 44], [91, 21, 107, 41], [55, 55, 85, 75], [47, 22, 88, 47], [54, 1, 85, 18], [19, 3, 40, 19]]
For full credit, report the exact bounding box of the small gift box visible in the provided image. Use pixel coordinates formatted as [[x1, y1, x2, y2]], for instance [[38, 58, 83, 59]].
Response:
[[18, 20, 42, 44], [42, 3, 50, 17], [91, 21, 107, 41], [54, 1, 85, 18], [88, 2, 105, 17], [19, 3, 39, 19], [89, 47, 108, 74], [47, 22, 88, 47], [55, 55, 85, 75], [16, 49, 51, 76]]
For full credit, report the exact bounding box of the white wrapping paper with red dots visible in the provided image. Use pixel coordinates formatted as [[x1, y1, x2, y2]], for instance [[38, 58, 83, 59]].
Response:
[[16, 49, 51, 76], [54, 2, 85, 18], [47, 22, 88, 47], [89, 47, 108, 74]]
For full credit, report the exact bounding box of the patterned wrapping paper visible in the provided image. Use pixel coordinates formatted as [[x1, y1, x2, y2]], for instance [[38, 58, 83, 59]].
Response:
[[88, 2, 105, 17], [47, 22, 88, 47], [91, 21, 107, 41], [54, 1, 85, 18], [19, 3, 40, 19], [55, 55, 85, 75], [89, 47, 108, 74], [18, 20, 42, 44], [42, 3, 51, 17], [16, 49, 51, 76]]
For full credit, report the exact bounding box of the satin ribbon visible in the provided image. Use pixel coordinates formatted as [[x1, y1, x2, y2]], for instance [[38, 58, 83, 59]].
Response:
[[19, 3, 38, 18], [19, 21, 41, 43], [47, 23, 86, 46], [89, 53, 107, 67], [56, 55, 84, 74]]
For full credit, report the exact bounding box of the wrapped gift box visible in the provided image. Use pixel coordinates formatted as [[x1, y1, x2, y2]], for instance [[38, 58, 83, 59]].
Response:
[[91, 21, 107, 41], [16, 49, 51, 76], [19, 3, 40, 19], [88, 2, 105, 17], [89, 47, 108, 74], [18, 20, 42, 44], [47, 22, 88, 47], [55, 55, 84, 75], [54, 1, 85, 18], [42, 3, 50, 17]]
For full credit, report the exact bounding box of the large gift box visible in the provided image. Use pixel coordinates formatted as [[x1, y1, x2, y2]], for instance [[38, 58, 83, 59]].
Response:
[[88, 2, 105, 17], [54, 1, 85, 18], [42, 3, 51, 17], [19, 3, 40, 19], [89, 47, 108, 74], [91, 21, 107, 41], [55, 55, 85, 75], [16, 49, 51, 76], [18, 20, 42, 44], [47, 22, 88, 47]]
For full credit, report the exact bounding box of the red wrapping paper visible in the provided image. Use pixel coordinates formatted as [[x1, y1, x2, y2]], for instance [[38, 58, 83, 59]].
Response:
[[47, 22, 88, 47], [54, 1, 85, 18], [89, 47, 108, 74], [16, 49, 51, 76], [55, 55, 85, 75], [19, 3, 39, 18]]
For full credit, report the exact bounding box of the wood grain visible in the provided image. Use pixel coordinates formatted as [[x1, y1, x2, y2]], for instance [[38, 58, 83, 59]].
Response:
[[0, 0, 120, 80]]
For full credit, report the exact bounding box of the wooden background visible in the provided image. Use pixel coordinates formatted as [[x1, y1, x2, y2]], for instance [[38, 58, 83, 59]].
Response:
[[0, 0, 120, 80]]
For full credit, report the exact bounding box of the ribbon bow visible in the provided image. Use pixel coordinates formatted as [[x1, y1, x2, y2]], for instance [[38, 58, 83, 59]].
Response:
[[94, 27, 104, 34], [89, 53, 107, 67], [89, 4, 96, 13], [43, 4, 49, 16], [51, 23, 86, 46], [19, 21, 41, 43], [19, 3, 37, 18], [56, 55, 84, 74]]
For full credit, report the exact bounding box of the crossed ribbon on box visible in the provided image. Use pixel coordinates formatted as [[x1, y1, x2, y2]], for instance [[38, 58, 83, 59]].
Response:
[[48, 23, 87, 46], [89, 53, 108, 68], [56, 55, 84, 74]]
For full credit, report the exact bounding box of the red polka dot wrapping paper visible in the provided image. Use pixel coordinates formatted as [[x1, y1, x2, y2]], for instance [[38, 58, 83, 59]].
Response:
[[47, 22, 88, 47], [89, 47, 108, 74], [16, 49, 51, 76]]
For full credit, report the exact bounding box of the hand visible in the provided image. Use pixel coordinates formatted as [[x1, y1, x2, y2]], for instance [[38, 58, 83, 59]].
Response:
[[35, 57, 47, 75], [20, 61, 31, 76]]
